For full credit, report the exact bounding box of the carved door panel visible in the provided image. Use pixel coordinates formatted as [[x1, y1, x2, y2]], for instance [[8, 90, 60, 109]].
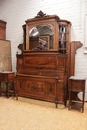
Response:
[[16, 77, 46, 97], [16, 76, 57, 101]]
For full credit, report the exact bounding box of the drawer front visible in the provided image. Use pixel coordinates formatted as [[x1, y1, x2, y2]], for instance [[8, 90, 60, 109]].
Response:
[[17, 67, 65, 78], [17, 67, 39, 75], [7, 73, 15, 81], [0, 73, 15, 82], [0, 75, 7, 82], [40, 70, 64, 78], [70, 80, 85, 92]]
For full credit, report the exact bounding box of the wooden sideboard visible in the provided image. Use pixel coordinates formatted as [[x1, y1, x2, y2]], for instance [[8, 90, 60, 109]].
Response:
[[15, 11, 83, 107], [16, 51, 68, 107]]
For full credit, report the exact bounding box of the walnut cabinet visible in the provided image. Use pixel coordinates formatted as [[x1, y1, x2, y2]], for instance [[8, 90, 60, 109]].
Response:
[[15, 11, 82, 107]]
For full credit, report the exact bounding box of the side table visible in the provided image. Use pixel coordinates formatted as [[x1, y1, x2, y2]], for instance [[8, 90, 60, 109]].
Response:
[[0, 71, 16, 98], [68, 76, 86, 113]]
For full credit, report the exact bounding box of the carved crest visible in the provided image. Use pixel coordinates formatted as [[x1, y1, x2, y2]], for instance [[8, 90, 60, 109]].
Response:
[[35, 10, 48, 18]]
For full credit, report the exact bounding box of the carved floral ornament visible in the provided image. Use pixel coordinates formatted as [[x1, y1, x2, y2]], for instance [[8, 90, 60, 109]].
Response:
[[34, 10, 60, 20], [35, 10, 48, 18]]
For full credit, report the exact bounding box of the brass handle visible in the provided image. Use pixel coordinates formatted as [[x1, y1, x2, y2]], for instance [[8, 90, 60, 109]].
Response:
[[58, 80, 63, 82]]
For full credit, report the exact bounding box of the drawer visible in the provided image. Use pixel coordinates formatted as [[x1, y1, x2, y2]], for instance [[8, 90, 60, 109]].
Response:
[[7, 73, 15, 81], [17, 67, 39, 75], [0, 72, 15, 82], [70, 80, 85, 92], [0, 76, 7, 82], [40, 70, 64, 78]]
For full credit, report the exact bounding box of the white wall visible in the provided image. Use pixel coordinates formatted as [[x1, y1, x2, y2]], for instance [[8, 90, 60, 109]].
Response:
[[0, 0, 87, 98]]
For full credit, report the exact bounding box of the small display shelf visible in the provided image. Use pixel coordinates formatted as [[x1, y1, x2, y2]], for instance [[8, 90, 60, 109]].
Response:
[[68, 76, 86, 113], [58, 22, 70, 54]]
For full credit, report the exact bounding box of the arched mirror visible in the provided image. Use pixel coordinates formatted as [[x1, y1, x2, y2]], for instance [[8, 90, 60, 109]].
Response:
[[29, 24, 54, 50]]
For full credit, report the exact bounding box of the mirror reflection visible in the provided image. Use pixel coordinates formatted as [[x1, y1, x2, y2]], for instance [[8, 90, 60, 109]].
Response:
[[29, 25, 54, 50]]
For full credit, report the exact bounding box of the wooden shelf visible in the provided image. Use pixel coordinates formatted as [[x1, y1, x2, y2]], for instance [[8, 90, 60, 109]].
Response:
[[71, 101, 83, 108]]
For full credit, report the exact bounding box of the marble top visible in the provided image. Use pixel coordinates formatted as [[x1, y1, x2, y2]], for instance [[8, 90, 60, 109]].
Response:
[[0, 71, 15, 74], [69, 76, 86, 80]]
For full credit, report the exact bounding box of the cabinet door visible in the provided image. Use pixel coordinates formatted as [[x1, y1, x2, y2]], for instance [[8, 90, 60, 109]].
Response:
[[16, 76, 46, 97], [16, 75, 56, 101]]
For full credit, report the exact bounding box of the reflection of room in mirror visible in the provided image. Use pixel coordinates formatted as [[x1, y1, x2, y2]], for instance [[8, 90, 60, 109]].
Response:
[[29, 25, 54, 50], [39, 36, 50, 49], [30, 27, 39, 37]]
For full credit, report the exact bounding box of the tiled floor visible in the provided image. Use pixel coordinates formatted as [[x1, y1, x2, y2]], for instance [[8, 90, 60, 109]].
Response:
[[0, 96, 87, 130]]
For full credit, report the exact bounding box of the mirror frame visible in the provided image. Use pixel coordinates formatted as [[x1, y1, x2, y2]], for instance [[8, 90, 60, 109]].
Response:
[[25, 12, 60, 50]]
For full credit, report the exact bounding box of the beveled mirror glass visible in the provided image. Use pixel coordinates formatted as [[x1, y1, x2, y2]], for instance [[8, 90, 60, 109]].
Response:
[[29, 24, 54, 50]]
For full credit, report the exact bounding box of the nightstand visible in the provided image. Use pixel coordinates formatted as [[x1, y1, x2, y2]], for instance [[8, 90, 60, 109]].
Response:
[[0, 71, 16, 98], [68, 76, 86, 113]]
